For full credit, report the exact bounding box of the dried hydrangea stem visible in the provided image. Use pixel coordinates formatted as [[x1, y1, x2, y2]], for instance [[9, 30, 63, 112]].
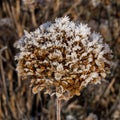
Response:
[[56, 98, 61, 120]]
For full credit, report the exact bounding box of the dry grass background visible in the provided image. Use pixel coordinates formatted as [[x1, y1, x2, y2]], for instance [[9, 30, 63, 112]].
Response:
[[0, 0, 120, 120]]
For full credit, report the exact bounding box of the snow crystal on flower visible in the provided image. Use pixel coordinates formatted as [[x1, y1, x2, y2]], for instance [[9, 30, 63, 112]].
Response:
[[90, 72, 99, 78], [55, 72, 62, 80], [55, 16, 69, 24], [57, 64, 64, 71]]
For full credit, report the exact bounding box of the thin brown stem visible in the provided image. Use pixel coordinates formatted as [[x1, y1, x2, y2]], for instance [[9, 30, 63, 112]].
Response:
[[56, 98, 61, 120]]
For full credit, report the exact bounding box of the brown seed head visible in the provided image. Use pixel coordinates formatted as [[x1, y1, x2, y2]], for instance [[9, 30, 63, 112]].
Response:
[[15, 16, 112, 100]]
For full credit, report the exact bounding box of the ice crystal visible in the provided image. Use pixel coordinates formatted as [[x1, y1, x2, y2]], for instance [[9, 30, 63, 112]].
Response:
[[15, 16, 112, 100]]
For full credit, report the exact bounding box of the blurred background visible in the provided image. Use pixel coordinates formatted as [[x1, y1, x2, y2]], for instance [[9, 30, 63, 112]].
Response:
[[0, 0, 120, 120]]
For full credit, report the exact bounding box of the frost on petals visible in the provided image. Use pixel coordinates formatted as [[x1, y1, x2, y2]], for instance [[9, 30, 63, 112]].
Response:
[[15, 16, 112, 100]]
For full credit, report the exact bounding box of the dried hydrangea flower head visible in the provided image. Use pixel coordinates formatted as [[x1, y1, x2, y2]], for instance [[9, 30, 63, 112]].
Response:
[[15, 16, 112, 100]]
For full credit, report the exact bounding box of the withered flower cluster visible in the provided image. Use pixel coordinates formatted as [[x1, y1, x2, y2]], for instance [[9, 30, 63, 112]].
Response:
[[15, 16, 112, 100]]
